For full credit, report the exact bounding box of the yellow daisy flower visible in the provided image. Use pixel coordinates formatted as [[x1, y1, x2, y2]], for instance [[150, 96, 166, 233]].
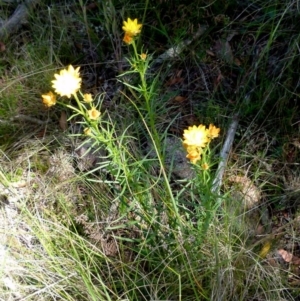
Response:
[[186, 149, 201, 164], [123, 33, 134, 45], [52, 65, 82, 98], [207, 124, 220, 139], [41, 91, 56, 107], [122, 18, 142, 36], [183, 125, 209, 149], [88, 107, 101, 120], [184, 145, 202, 164], [83, 93, 93, 103], [185, 145, 201, 154]]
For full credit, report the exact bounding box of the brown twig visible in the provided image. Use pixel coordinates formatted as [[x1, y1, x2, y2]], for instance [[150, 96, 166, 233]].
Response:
[[0, 0, 40, 40], [212, 113, 239, 194], [0, 114, 50, 125]]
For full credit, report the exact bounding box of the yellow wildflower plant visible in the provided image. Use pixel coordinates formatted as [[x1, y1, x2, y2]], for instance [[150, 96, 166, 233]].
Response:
[[83, 93, 93, 103], [52, 65, 82, 98], [183, 123, 220, 164], [88, 107, 101, 120], [122, 18, 142, 36], [41, 91, 56, 107], [183, 125, 209, 149]]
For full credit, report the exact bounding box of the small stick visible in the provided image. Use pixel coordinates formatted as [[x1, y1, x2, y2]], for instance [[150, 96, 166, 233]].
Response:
[[0, 0, 40, 40], [0, 114, 50, 125], [212, 113, 239, 194]]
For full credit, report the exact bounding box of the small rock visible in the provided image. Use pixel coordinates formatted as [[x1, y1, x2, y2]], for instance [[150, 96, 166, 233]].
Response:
[[74, 140, 108, 172], [146, 136, 195, 180]]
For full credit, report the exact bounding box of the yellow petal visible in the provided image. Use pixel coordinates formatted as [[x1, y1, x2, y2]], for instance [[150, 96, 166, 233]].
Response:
[[207, 124, 220, 139], [123, 33, 133, 44], [186, 151, 201, 164], [140, 53, 147, 60], [88, 107, 101, 120], [202, 162, 209, 170], [83, 93, 93, 103], [183, 124, 209, 148], [41, 91, 56, 107], [84, 128, 92, 135], [122, 18, 142, 36], [52, 65, 82, 98]]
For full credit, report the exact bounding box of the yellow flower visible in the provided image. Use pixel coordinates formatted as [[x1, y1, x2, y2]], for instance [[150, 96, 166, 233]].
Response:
[[185, 145, 202, 164], [185, 145, 200, 155], [88, 107, 101, 120], [41, 91, 56, 107], [186, 149, 201, 164], [123, 33, 134, 45], [207, 124, 220, 139], [140, 53, 147, 60], [183, 123, 220, 164], [202, 162, 209, 170], [83, 93, 93, 103], [52, 65, 82, 98], [183, 125, 209, 149], [122, 18, 142, 36], [84, 127, 92, 135]]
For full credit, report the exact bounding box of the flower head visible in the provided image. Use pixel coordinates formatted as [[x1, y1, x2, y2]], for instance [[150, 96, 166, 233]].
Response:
[[183, 125, 209, 149], [88, 107, 101, 120], [202, 162, 209, 170], [207, 124, 220, 140], [123, 33, 134, 45], [52, 65, 81, 98], [140, 53, 147, 60], [84, 127, 92, 135], [83, 93, 93, 103], [186, 147, 201, 164], [41, 91, 56, 107], [184, 145, 202, 164], [122, 18, 142, 36], [185, 145, 200, 155]]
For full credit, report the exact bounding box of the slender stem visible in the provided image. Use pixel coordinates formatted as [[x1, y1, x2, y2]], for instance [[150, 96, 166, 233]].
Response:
[[132, 40, 159, 149]]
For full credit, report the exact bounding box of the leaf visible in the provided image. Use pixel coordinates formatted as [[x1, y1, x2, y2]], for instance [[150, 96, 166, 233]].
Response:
[[173, 95, 187, 103], [206, 49, 215, 57], [0, 42, 5, 52], [59, 111, 68, 131], [165, 69, 184, 86], [213, 39, 234, 64], [277, 249, 300, 264], [259, 241, 271, 258], [86, 2, 98, 10]]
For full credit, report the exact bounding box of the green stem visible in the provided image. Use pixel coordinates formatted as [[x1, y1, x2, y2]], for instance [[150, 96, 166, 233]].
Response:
[[133, 41, 158, 140]]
